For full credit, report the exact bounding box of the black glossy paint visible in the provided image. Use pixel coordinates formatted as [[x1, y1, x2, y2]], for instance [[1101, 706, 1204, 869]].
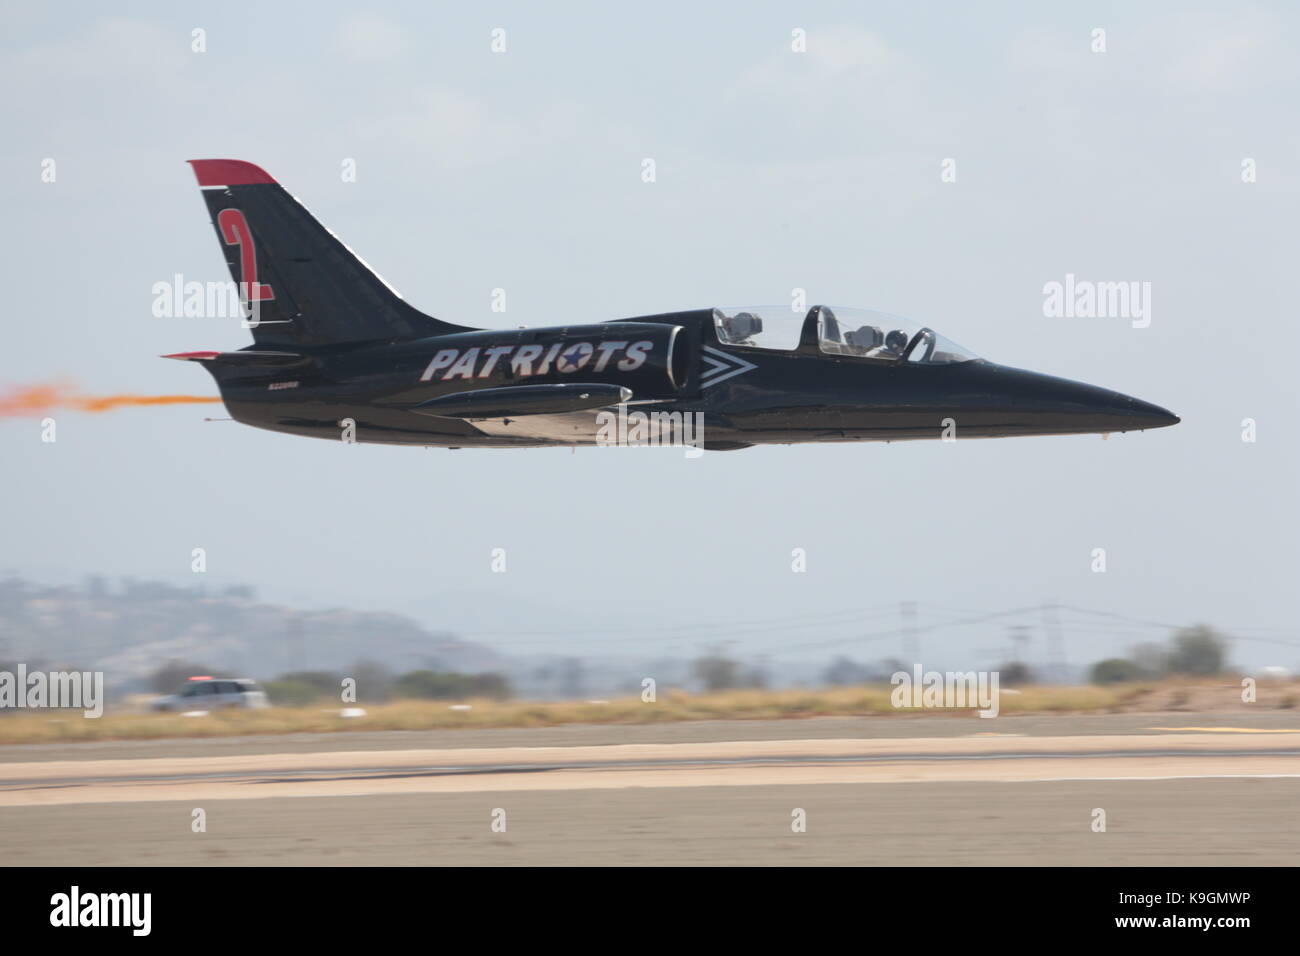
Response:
[[190, 307, 1178, 448], [171, 164, 1178, 450]]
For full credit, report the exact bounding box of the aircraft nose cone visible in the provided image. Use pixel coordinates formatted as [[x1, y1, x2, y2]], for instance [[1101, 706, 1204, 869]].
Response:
[[1033, 377, 1179, 431], [1120, 395, 1180, 429], [977, 365, 1180, 436]]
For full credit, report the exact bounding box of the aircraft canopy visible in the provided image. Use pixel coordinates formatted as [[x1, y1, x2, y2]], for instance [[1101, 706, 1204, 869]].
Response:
[[712, 305, 979, 365]]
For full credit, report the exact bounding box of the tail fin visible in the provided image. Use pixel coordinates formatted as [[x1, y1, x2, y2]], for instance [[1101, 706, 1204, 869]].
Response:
[[187, 159, 471, 346]]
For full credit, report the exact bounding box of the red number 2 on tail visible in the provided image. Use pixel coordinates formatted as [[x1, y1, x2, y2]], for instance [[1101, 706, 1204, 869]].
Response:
[[217, 208, 275, 303]]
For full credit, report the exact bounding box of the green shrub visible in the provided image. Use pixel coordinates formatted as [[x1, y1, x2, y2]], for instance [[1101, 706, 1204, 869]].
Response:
[[1090, 658, 1147, 685], [392, 670, 511, 701], [263, 679, 324, 707]]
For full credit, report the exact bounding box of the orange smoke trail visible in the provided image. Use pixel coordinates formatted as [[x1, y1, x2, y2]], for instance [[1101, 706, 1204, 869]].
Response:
[[0, 382, 221, 417]]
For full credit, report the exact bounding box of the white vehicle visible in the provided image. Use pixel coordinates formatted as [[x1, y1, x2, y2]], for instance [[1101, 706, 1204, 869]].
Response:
[[151, 677, 269, 712]]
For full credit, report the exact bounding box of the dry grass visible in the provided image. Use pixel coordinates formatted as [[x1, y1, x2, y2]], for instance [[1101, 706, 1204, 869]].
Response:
[[0, 678, 1291, 745], [0, 683, 1086, 744]]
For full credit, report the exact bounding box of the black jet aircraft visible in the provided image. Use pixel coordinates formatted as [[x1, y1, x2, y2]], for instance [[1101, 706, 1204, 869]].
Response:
[[166, 159, 1178, 451]]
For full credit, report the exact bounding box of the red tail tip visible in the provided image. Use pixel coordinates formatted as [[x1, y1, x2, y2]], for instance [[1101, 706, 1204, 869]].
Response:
[[187, 159, 277, 187]]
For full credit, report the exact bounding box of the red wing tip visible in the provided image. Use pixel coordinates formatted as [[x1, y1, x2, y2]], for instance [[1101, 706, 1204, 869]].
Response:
[[186, 159, 277, 187], [162, 351, 222, 361]]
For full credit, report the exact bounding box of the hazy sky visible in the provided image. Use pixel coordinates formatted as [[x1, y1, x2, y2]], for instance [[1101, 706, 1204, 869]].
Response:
[[2, 1, 1297, 670]]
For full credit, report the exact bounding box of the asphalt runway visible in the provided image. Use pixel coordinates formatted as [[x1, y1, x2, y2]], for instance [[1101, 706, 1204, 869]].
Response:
[[2, 713, 1298, 865], [7, 710, 1300, 762]]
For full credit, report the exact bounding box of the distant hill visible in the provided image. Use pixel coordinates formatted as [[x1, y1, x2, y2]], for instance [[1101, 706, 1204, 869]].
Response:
[[0, 575, 502, 691]]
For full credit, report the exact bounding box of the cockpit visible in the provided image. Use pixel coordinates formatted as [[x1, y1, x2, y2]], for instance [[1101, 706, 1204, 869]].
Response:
[[713, 305, 979, 365]]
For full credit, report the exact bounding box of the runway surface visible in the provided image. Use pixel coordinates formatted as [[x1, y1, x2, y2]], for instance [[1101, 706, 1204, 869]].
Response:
[[2, 713, 1298, 865]]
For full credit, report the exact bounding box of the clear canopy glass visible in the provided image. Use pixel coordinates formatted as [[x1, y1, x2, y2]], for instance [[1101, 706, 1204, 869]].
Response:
[[712, 306, 806, 351], [713, 305, 979, 365]]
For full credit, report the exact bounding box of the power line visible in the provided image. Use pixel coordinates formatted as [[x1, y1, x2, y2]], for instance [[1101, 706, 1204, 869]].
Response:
[[900, 601, 918, 662], [458, 603, 907, 640], [1042, 601, 1066, 682], [1058, 605, 1300, 647]]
